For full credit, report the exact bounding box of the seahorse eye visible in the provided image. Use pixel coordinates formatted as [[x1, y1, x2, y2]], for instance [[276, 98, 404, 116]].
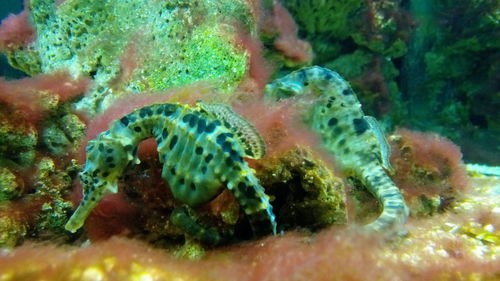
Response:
[[268, 81, 303, 100]]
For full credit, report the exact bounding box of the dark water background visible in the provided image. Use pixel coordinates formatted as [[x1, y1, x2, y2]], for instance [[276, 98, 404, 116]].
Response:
[[0, 0, 26, 79]]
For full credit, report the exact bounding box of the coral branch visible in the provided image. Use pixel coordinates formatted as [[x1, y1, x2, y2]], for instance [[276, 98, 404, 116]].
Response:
[[271, 1, 313, 63], [0, 72, 90, 123], [0, 11, 35, 51]]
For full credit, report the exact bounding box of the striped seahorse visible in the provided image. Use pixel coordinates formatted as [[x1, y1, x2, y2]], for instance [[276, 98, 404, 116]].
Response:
[[65, 102, 276, 244], [265, 66, 408, 232]]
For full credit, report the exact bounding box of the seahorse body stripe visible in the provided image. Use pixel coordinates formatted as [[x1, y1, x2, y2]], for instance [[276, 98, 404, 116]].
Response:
[[264, 66, 408, 232], [65, 103, 276, 235]]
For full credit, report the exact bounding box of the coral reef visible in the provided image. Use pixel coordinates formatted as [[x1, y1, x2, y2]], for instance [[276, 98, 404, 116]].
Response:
[[254, 147, 347, 230], [389, 129, 469, 216], [0, 167, 23, 201], [0, 108, 37, 166], [0, 175, 499, 280], [6, 0, 253, 115], [0, 157, 78, 247]]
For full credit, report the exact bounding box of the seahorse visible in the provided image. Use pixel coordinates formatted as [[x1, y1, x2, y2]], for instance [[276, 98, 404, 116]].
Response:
[[64, 102, 276, 244], [264, 66, 408, 232]]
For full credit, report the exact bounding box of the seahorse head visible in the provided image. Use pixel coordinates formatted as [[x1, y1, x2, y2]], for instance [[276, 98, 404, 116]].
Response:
[[264, 76, 304, 100]]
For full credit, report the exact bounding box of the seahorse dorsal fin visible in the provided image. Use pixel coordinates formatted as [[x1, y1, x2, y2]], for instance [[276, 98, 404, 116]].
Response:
[[198, 101, 266, 159], [363, 115, 394, 173]]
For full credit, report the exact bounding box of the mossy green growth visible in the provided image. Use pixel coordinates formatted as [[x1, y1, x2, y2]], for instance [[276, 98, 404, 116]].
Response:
[[42, 112, 86, 156], [255, 148, 347, 230], [0, 167, 22, 201], [0, 215, 27, 248], [283, 0, 364, 62], [284, 0, 364, 40], [137, 24, 247, 94], [32, 157, 77, 236], [17, 0, 254, 115], [4, 46, 42, 76], [0, 110, 37, 166], [402, 0, 500, 164], [325, 50, 372, 79]]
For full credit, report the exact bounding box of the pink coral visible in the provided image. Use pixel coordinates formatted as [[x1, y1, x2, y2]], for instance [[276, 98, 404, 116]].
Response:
[[246, 0, 313, 64], [390, 128, 469, 200], [232, 98, 320, 158], [235, 28, 274, 91], [0, 10, 35, 51], [270, 1, 313, 63], [2, 216, 499, 281], [109, 34, 145, 90], [0, 72, 90, 123]]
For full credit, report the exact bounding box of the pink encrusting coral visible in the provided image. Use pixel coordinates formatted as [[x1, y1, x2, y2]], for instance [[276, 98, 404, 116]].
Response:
[[270, 1, 313, 63], [235, 28, 274, 91], [0, 72, 90, 123], [0, 10, 35, 51], [246, 0, 313, 64], [390, 128, 470, 200], [1, 211, 499, 281], [231, 97, 321, 158], [109, 33, 145, 90]]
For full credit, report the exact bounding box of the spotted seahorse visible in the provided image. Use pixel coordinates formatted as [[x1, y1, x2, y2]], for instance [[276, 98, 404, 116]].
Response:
[[65, 102, 276, 244], [265, 66, 408, 232]]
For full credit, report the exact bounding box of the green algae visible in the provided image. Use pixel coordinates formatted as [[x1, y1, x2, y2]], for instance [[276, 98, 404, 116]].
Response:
[[138, 24, 247, 93], [0, 167, 21, 201], [255, 148, 347, 230], [8, 0, 254, 115], [0, 110, 37, 166], [283, 0, 364, 62], [3, 46, 42, 76], [42, 112, 86, 156], [401, 0, 500, 164], [324, 50, 372, 79], [0, 215, 27, 248]]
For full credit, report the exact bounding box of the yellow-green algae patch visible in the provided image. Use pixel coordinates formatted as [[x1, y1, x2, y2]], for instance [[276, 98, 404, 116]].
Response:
[[6, 0, 253, 115], [255, 147, 347, 230]]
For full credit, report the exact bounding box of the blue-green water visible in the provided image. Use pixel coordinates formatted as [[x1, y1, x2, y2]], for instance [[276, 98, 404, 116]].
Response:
[[0, 0, 26, 79]]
